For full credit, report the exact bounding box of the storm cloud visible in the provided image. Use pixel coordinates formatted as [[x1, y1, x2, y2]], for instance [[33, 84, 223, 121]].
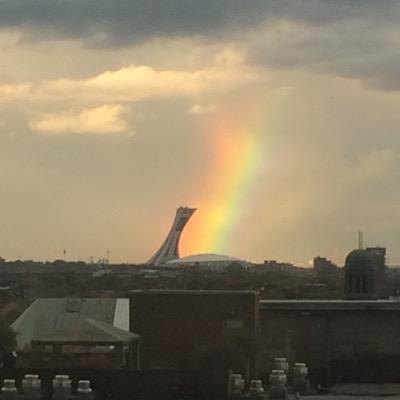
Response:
[[0, 1, 396, 45], [248, 17, 400, 91], [1, 1, 400, 90]]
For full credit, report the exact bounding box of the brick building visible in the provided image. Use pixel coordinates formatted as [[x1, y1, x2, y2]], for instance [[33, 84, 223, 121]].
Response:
[[129, 290, 259, 373]]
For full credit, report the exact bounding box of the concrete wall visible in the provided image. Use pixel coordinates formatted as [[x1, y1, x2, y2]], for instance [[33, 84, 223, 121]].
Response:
[[259, 301, 400, 383]]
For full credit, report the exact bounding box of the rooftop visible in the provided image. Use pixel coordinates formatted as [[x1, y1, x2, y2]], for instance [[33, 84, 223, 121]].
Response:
[[130, 289, 258, 296], [12, 298, 131, 349], [32, 318, 139, 345], [260, 299, 400, 310], [166, 253, 246, 264]]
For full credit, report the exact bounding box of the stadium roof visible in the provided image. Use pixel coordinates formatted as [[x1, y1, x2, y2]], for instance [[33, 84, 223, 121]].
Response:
[[166, 253, 246, 264]]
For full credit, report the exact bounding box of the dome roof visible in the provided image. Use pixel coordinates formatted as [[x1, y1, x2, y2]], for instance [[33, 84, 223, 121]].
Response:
[[345, 249, 374, 273], [166, 253, 246, 265]]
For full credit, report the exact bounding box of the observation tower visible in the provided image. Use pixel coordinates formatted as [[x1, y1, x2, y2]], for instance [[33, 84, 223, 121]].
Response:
[[147, 206, 196, 266]]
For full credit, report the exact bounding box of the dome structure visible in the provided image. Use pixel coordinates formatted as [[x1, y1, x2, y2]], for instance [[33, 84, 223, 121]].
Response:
[[345, 249, 375, 273], [166, 253, 248, 269], [344, 249, 376, 298]]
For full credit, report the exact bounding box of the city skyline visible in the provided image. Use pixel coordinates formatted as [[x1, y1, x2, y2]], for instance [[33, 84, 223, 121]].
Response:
[[1, 1, 400, 265]]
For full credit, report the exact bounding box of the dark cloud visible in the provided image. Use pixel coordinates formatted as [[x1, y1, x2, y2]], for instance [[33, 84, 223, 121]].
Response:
[[0, 0, 397, 47], [249, 17, 400, 91], [2, 0, 400, 90], [0, 0, 268, 45]]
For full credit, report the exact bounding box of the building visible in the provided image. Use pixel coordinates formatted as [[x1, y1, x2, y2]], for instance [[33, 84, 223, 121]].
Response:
[[146, 207, 251, 270], [11, 298, 140, 369], [129, 290, 259, 374], [313, 256, 338, 275], [166, 253, 249, 271], [147, 207, 196, 266], [259, 299, 400, 383], [251, 260, 300, 274], [344, 247, 388, 299]]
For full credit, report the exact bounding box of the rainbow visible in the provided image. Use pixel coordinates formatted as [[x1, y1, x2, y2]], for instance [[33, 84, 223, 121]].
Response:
[[182, 101, 267, 255]]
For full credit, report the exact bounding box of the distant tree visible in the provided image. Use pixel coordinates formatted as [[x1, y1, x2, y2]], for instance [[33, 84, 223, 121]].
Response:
[[0, 322, 17, 353], [5, 309, 22, 325], [226, 262, 246, 276]]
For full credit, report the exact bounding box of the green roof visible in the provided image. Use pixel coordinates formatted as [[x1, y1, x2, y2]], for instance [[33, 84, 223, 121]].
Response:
[[11, 298, 133, 349], [32, 318, 139, 345]]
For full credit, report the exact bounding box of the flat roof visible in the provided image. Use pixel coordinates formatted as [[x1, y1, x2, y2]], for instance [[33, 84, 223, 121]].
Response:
[[260, 299, 400, 311], [130, 289, 258, 296]]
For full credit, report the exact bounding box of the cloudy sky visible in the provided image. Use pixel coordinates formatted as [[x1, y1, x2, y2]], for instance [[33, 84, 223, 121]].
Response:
[[1, 0, 400, 265]]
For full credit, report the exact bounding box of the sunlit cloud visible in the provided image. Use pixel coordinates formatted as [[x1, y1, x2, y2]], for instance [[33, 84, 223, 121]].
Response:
[[0, 83, 32, 99], [0, 60, 259, 104], [29, 104, 129, 135], [187, 104, 218, 115]]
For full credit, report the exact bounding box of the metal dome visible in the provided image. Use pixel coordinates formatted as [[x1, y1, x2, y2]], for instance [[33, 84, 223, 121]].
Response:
[[345, 249, 375, 273], [166, 253, 248, 267]]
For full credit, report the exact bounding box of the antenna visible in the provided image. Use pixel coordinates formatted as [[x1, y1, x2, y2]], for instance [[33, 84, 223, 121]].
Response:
[[358, 231, 364, 250]]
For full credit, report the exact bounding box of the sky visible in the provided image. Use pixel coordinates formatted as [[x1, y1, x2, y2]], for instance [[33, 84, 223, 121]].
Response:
[[1, 1, 400, 265]]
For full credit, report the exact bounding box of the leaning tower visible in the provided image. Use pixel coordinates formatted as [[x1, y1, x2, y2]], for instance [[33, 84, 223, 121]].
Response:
[[146, 207, 196, 266]]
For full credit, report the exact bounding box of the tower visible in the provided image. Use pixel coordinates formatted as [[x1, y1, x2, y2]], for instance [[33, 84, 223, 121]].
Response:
[[344, 247, 387, 299], [344, 249, 375, 298], [147, 207, 196, 266]]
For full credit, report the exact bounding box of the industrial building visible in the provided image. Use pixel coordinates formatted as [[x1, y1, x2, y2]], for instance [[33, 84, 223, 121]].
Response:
[[11, 298, 140, 369], [129, 290, 259, 375], [259, 299, 400, 383]]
